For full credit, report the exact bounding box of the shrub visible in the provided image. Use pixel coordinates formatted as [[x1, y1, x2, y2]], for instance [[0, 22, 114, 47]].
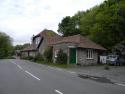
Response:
[[56, 49, 67, 64], [33, 53, 44, 62], [21, 56, 34, 60], [5, 56, 16, 59], [104, 65, 110, 70], [44, 46, 53, 62]]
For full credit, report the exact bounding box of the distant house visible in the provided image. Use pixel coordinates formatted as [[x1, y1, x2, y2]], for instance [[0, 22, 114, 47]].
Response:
[[21, 29, 61, 57], [21, 44, 37, 57], [51, 34, 107, 65], [21, 29, 107, 65], [32, 29, 62, 55]]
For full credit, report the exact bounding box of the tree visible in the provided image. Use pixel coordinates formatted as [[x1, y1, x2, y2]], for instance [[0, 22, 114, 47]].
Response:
[[57, 0, 125, 50], [14, 45, 23, 50], [58, 15, 82, 36], [0, 32, 13, 58]]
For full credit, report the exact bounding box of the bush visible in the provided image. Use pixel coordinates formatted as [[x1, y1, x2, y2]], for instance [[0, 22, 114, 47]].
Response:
[[5, 56, 16, 59], [104, 65, 110, 70], [21, 56, 34, 60], [44, 47, 53, 62], [33, 53, 44, 62], [56, 49, 67, 64]]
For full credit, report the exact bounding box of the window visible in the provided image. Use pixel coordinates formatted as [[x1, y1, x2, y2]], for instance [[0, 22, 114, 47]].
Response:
[[87, 49, 93, 59], [36, 37, 40, 45]]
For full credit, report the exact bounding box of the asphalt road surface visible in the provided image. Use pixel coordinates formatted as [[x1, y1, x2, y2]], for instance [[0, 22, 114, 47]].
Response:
[[0, 59, 125, 94]]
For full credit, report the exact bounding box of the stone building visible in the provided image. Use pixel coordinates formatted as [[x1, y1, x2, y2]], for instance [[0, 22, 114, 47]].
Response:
[[21, 29, 106, 65], [51, 34, 106, 65]]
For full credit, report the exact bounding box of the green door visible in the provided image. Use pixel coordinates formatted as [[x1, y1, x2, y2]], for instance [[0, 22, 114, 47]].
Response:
[[69, 48, 76, 64]]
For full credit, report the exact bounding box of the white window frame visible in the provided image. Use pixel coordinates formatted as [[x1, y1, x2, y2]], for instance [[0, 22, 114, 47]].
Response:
[[87, 49, 94, 59], [36, 37, 40, 45]]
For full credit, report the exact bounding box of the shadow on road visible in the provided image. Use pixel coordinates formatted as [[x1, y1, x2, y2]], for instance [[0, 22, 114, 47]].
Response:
[[78, 74, 114, 84]]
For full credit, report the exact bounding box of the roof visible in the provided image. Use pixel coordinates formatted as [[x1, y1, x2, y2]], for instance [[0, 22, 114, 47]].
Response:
[[34, 29, 62, 45], [35, 29, 60, 38], [52, 34, 107, 50], [21, 44, 36, 52]]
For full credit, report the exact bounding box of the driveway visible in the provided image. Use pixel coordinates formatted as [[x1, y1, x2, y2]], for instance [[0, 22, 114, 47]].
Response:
[[67, 65, 125, 85]]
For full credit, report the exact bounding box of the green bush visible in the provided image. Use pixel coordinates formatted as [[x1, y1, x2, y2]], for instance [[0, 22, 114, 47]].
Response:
[[5, 56, 16, 59], [33, 53, 44, 62], [21, 56, 34, 60], [56, 49, 67, 64], [104, 65, 110, 70], [44, 46, 53, 62]]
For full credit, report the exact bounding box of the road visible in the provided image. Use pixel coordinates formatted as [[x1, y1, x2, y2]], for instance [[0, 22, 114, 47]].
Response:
[[0, 59, 124, 94]]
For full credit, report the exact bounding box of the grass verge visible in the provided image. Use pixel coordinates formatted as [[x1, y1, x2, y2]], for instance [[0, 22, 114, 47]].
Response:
[[35, 61, 75, 69]]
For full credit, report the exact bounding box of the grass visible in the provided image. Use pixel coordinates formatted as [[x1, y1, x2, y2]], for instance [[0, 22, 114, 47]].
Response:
[[35, 61, 75, 68]]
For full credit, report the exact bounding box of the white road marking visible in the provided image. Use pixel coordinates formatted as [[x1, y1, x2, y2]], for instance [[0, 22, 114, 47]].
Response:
[[55, 89, 63, 94], [25, 70, 40, 81], [17, 65, 23, 70], [115, 83, 125, 87]]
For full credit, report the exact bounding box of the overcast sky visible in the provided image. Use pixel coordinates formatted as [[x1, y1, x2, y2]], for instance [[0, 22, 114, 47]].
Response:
[[0, 0, 104, 45]]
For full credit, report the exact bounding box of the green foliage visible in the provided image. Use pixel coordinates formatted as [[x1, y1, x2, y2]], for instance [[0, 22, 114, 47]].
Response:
[[14, 45, 23, 50], [33, 53, 44, 62], [58, 15, 81, 36], [0, 32, 13, 59], [104, 65, 110, 70], [44, 46, 53, 62], [21, 56, 34, 60], [58, 0, 125, 50], [56, 49, 67, 64]]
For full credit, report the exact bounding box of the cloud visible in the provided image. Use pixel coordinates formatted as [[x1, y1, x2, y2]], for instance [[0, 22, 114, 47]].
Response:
[[0, 0, 104, 45]]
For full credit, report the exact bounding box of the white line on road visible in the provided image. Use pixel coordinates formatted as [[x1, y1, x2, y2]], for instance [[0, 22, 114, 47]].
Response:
[[17, 65, 23, 70], [115, 83, 125, 87], [55, 89, 63, 94], [25, 70, 40, 81]]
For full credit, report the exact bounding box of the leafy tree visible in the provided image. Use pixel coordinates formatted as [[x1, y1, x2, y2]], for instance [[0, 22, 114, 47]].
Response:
[[14, 45, 23, 50], [0, 32, 13, 58], [58, 14, 82, 36], [57, 0, 125, 50]]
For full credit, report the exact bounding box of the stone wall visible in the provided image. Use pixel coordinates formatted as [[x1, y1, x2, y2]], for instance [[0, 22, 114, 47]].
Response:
[[77, 48, 98, 65], [52, 43, 77, 63], [39, 38, 47, 55]]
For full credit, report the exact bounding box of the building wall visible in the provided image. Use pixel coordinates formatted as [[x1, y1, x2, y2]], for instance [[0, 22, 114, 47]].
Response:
[[53, 43, 99, 65], [29, 51, 37, 57], [39, 38, 47, 55], [77, 48, 98, 65], [21, 51, 28, 57], [52, 43, 77, 63], [21, 50, 37, 57]]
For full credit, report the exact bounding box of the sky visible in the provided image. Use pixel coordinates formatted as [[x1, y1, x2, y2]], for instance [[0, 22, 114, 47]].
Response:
[[0, 0, 105, 45]]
